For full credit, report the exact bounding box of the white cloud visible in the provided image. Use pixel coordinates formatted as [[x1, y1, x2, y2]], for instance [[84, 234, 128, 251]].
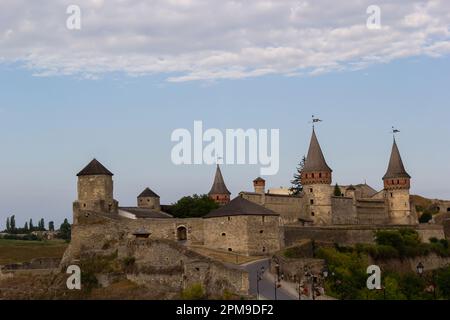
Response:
[[0, 0, 449, 81]]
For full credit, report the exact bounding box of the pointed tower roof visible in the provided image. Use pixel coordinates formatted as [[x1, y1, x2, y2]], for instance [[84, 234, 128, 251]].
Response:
[[208, 165, 231, 195], [383, 139, 411, 180], [303, 128, 332, 172], [77, 159, 113, 176], [138, 187, 160, 198]]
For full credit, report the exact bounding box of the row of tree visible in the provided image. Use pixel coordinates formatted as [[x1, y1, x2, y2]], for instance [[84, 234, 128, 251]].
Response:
[[5, 215, 55, 234], [3, 215, 71, 241]]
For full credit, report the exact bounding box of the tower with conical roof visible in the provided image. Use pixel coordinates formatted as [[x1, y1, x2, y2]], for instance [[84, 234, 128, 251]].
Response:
[[301, 128, 333, 225], [137, 187, 161, 211], [383, 138, 415, 224], [208, 165, 231, 205], [73, 159, 118, 224]]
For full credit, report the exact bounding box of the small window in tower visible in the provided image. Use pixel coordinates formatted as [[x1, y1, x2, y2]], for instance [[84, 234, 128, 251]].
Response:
[[310, 199, 314, 205], [397, 180, 400, 184], [228, 248, 233, 252], [311, 212, 315, 217], [262, 247, 266, 252], [447, 208, 450, 212], [391, 193, 393, 198], [228, 217, 231, 221], [310, 188, 313, 193], [312, 173, 315, 178], [222, 233, 226, 236], [217, 196, 219, 200], [262, 216, 265, 223], [319, 173, 322, 178], [147, 199, 150, 202], [260, 230, 264, 234], [83, 203, 86, 208]]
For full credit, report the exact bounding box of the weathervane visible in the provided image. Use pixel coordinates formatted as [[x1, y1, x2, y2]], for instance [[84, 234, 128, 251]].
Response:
[[391, 126, 400, 139], [310, 115, 323, 128]]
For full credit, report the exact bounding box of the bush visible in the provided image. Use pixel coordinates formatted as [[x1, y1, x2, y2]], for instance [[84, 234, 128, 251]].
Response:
[[419, 212, 433, 223], [181, 283, 206, 300]]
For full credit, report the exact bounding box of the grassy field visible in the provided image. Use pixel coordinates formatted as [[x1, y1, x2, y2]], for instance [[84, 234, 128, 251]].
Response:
[[0, 239, 68, 265]]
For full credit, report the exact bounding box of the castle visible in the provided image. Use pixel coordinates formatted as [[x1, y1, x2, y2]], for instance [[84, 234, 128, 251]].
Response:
[[237, 128, 417, 226], [65, 127, 446, 266]]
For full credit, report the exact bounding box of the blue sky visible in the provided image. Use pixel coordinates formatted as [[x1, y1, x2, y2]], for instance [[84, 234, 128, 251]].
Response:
[[1, 1, 450, 228], [1, 56, 450, 228]]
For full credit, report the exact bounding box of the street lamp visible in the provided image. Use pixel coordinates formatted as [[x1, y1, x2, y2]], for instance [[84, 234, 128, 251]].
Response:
[[256, 266, 265, 300], [416, 262, 424, 277], [322, 266, 329, 279]]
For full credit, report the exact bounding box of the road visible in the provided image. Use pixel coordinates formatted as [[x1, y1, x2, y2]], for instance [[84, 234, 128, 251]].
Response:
[[242, 259, 298, 300]]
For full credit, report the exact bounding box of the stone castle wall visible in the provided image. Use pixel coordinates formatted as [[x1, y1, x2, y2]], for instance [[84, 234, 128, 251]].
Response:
[[331, 196, 358, 225], [240, 193, 303, 225], [283, 224, 446, 247], [203, 215, 281, 256]]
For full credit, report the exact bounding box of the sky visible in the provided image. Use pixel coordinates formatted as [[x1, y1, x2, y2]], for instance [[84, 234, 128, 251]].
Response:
[[1, 0, 450, 228]]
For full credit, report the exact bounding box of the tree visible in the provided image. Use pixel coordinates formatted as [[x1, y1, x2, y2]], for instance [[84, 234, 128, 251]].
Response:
[[29, 219, 34, 231], [290, 156, 306, 195], [6, 217, 10, 232], [59, 218, 71, 241], [48, 221, 55, 232], [10, 215, 16, 232], [170, 194, 219, 218], [24, 222, 29, 232], [334, 184, 343, 197], [38, 218, 45, 231], [419, 212, 432, 224]]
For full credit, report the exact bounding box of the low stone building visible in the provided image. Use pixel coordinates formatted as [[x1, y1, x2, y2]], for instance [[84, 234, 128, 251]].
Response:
[[203, 196, 281, 256]]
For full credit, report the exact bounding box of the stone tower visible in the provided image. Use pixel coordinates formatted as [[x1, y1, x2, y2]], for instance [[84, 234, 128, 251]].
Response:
[[301, 128, 333, 225], [383, 138, 414, 225], [73, 159, 118, 224], [137, 187, 161, 211], [208, 164, 231, 206], [253, 177, 266, 194]]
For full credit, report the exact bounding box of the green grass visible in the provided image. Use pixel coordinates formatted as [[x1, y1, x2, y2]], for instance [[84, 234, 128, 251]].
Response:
[[0, 239, 68, 265]]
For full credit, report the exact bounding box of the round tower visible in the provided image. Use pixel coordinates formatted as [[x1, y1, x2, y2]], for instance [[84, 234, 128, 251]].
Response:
[[137, 187, 161, 211], [74, 159, 118, 223], [301, 128, 333, 225], [383, 138, 414, 225], [253, 177, 266, 194], [208, 165, 231, 205]]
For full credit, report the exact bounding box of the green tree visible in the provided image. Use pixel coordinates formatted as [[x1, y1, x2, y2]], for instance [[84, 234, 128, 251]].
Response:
[[419, 212, 432, 223], [334, 184, 343, 197], [24, 222, 29, 232], [290, 156, 306, 195], [29, 219, 34, 231], [38, 218, 45, 231], [170, 194, 219, 218], [6, 217, 10, 232], [48, 221, 55, 231], [10, 215, 16, 232], [436, 268, 450, 299], [59, 218, 71, 241]]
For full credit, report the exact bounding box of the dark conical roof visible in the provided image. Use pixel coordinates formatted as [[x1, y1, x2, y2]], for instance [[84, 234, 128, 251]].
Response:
[[138, 187, 160, 198], [77, 159, 113, 176], [204, 196, 278, 218], [208, 165, 231, 195], [253, 177, 265, 183], [383, 139, 411, 180], [303, 128, 332, 172]]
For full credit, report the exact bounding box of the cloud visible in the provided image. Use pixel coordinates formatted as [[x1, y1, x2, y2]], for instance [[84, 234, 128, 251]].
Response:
[[0, 0, 449, 81]]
